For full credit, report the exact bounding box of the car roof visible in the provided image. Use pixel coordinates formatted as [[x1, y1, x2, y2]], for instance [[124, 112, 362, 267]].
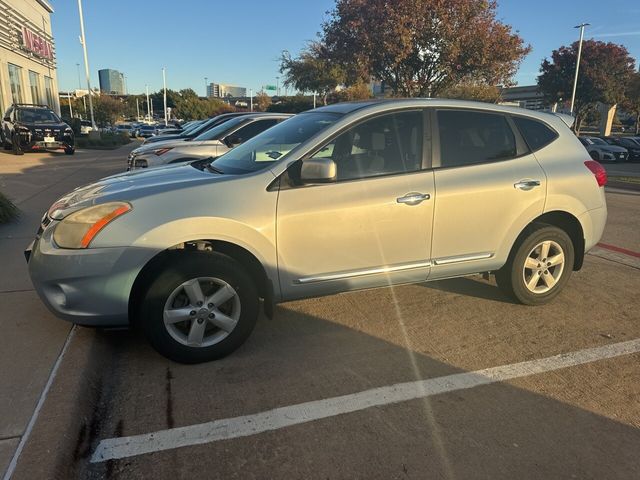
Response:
[[312, 98, 574, 130]]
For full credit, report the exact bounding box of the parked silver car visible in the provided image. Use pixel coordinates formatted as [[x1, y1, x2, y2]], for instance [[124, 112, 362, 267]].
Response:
[[578, 136, 628, 162], [127, 113, 291, 170], [26, 99, 607, 363]]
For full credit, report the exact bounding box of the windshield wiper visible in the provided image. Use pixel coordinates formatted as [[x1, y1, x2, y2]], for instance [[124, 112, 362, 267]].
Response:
[[206, 163, 224, 174]]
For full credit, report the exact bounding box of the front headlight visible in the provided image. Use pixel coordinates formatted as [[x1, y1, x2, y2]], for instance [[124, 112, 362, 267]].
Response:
[[53, 202, 131, 249]]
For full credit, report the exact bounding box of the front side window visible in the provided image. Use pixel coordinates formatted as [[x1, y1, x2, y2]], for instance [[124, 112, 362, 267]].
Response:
[[438, 110, 517, 167], [29, 71, 42, 104], [7, 64, 23, 103], [309, 110, 424, 181]]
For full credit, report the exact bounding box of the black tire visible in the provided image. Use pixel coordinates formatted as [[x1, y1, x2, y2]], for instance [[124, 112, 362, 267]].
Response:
[[11, 134, 23, 155], [139, 251, 259, 363], [1, 132, 10, 150], [64, 147, 75, 155], [495, 224, 574, 306], [589, 150, 599, 161]]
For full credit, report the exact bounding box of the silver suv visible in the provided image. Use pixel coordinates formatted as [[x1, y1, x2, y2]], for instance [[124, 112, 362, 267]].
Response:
[[26, 100, 608, 363]]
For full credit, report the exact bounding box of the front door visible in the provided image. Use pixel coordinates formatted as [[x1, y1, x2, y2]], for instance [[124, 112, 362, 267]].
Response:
[[276, 109, 435, 300]]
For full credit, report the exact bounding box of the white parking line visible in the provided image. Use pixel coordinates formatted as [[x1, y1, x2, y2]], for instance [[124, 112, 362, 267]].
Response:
[[3, 326, 76, 480], [91, 338, 640, 463]]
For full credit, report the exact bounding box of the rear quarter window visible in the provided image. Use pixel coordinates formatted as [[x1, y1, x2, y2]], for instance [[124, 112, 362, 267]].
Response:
[[512, 116, 558, 151]]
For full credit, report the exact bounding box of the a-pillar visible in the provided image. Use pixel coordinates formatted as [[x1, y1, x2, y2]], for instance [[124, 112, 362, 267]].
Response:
[[598, 103, 617, 136]]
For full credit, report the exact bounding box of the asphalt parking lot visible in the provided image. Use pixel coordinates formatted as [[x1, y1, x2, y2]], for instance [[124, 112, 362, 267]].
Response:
[[1, 148, 639, 479]]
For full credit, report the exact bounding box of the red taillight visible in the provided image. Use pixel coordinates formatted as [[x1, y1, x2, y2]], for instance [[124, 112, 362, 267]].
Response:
[[584, 160, 607, 187]]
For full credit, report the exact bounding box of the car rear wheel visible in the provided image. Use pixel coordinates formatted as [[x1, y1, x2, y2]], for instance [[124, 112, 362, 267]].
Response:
[[589, 150, 599, 161], [139, 252, 259, 363], [64, 147, 75, 155], [495, 225, 574, 305]]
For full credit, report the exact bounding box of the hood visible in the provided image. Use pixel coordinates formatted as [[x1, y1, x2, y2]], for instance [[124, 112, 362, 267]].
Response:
[[133, 138, 193, 154], [21, 121, 68, 130], [48, 163, 225, 219]]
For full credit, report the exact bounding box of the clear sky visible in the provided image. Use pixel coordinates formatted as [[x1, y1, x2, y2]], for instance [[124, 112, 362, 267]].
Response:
[[51, 0, 640, 96]]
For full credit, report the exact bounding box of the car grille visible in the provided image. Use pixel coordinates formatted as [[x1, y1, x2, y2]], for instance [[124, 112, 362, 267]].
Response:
[[32, 128, 65, 141], [37, 211, 52, 236]]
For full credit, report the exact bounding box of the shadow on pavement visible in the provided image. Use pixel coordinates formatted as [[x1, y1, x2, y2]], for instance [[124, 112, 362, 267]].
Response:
[[12, 300, 640, 480]]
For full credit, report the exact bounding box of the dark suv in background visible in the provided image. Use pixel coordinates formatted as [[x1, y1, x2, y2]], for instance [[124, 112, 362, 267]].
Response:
[[600, 136, 640, 162], [1, 104, 75, 155]]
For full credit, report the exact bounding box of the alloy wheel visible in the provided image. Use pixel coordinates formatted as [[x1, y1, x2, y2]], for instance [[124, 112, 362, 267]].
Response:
[[522, 240, 565, 294]]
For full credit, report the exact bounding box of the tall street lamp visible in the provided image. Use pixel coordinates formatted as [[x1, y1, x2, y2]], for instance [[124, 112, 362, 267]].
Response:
[[145, 84, 151, 122], [77, 0, 96, 130], [162, 67, 168, 126], [570, 22, 589, 116]]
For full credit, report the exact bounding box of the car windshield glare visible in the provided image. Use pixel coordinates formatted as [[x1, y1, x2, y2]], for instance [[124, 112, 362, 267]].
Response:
[[208, 112, 340, 174], [193, 117, 246, 141]]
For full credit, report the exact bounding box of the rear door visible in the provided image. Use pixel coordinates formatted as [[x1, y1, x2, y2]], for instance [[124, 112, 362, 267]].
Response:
[[430, 108, 546, 278]]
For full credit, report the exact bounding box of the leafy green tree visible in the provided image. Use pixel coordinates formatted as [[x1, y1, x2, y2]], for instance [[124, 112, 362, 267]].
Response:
[[92, 95, 123, 126], [538, 40, 636, 131], [438, 83, 502, 103], [322, 0, 530, 97], [280, 42, 345, 105], [623, 72, 640, 134]]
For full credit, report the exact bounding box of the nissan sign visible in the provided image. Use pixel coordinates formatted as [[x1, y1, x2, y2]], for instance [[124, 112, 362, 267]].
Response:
[[21, 26, 53, 60]]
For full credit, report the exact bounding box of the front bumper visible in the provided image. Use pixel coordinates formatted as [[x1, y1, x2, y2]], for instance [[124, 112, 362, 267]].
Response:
[[27, 220, 155, 327]]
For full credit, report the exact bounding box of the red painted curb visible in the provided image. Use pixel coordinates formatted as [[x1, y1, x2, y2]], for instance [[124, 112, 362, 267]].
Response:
[[596, 243, 640, 259]]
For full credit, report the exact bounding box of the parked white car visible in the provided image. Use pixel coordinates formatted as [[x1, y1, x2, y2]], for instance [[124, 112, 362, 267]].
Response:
[[127, 113, 291, 170]]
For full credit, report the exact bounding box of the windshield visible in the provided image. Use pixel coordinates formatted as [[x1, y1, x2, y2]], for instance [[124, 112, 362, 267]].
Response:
[[194, 116, 246, 141], [209, 112, 340, 174], [589, 138, 606, 145], [619, 138, 639, 147], [17, 108, 60, 123]]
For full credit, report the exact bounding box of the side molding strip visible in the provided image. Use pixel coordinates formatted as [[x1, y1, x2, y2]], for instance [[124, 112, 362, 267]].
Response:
[[433, 252, 494, 266], [296, 261, 432, 284]]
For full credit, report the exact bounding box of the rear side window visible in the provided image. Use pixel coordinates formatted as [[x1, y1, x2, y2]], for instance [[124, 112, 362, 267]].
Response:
[[512, 116, 558, 151], [231, 119, 278, 142], [437, 110, 517, 167]]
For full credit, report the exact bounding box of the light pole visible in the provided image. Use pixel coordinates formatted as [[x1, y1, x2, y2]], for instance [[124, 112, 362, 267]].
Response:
[[136, 97, 140, 121], [162, 67, 167, 126], [276, 76, 279, 97], [145, 84, 150, 122], [77, 0, 96, 130], [67, 92, 73, 118], [570, 22, 589, 116], [204, 77, 208, 97]]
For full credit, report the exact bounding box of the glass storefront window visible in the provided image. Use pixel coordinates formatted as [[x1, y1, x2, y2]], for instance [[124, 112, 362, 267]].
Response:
[[29, 71, 42, 104], [8, 64, 23, 103], [44, 76, 54, 109]]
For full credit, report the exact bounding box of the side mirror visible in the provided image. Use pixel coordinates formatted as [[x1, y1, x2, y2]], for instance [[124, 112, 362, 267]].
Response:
[[225, 135, 242, 148], [300, 158, 337, 183]]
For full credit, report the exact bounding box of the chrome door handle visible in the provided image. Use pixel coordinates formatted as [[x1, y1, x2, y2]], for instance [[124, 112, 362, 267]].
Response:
[[514, 180, 541, 191], [397, 192, 430, 205]]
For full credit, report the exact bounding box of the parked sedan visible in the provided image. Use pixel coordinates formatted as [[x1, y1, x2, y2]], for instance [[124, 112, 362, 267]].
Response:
[[600, 136, 640, 162], [578, 136, 628, 162], [26, 99, 607, 363], [127, 113, 291, 170], [138, 125, 158, 138], [142, 113, 252, 145]]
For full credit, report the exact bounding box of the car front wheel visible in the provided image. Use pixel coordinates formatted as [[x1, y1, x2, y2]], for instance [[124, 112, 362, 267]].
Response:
[[12, 134, 23, 155], [139, 252, 259, 363], [64, 147, 75, 155], [495, 225, 574, 305]]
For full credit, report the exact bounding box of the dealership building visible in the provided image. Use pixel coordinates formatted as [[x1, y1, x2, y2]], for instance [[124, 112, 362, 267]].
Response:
[[0, 0, 59, 115]]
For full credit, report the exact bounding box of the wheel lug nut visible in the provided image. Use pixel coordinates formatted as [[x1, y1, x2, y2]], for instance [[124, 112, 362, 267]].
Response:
[[190, 310, 196, 316], [197, 318, 204, 324], [196, 301, 203, 306], [207, 303, 213, 308], [544, 270, 549, 274], [208, 313, 215, 319]]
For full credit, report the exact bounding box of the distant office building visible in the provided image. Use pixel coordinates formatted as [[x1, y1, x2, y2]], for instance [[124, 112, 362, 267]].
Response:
[[500, 85, 548, 111], [0, 0, 60, 114], [98, 68, 125, 95], [207, 82, 246, 98]]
